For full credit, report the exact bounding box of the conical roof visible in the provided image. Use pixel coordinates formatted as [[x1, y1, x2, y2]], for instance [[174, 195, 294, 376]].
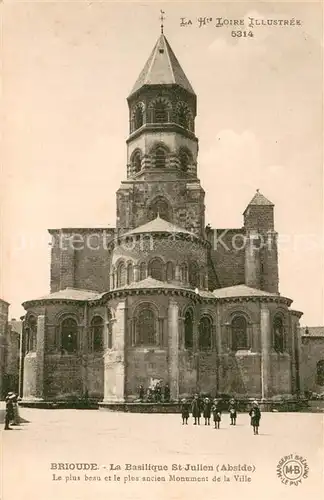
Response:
[[129, 34, 195, 96], [247, 189, 273, 207]]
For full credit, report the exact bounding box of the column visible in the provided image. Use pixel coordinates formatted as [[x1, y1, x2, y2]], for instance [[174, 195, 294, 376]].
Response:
[[260, 304, 271, 399], [81, 304, 89, 399], [109, 272, 114, 289], [134, 265, 139, 282], [168, 299, 179, 401], [175, 264, 181, 281], [244, 230, 261, 289], [36, 315, 45, 400], [215, 305, 222, 394], [104, 301, 126, 402]]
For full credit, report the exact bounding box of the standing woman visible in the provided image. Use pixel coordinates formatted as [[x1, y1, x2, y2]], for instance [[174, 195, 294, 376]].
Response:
[[191, 394, 201, 425], [249, 401, 261, 435], [228, 398, 237, 426]]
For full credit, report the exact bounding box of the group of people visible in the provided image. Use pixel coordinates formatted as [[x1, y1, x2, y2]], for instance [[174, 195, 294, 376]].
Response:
[[180, 395, 261, 435], [138, 381, 170, 403], [4, 392, 20, 430]]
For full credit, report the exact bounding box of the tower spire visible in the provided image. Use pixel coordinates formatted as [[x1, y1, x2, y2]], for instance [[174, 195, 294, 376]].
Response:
[[160, 10, 165, 34]]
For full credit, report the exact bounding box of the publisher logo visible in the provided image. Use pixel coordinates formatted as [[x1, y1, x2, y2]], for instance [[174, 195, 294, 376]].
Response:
[[277, 454, 309, 486]]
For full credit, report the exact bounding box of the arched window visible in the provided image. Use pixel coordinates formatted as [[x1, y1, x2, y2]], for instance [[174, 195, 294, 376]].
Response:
[[180, 263, 188, 283], [26, 315, 37, 352], [134, 106, 143, 129], [232, 316, 248, 351], [166, 261, 175, 281], [136, 307, 156, 345], [61, 318, 78, 354], [155, 148, 166, 168], [154, 101, 168, 123], [132, 151, 142, 173], [148, 258, 164, 281], [107, 309, 113, 349], [184, 310, 193, 349], [179, 150, 190, 172], [139, 262, 146, 281], [316, 360, 324, 386], [189, 262, 199, 288], [199, 316, 212, 350], [273, 316, 285, 353], [178, 106, 189, 128], [91, 316, 104, 352], [127, 263, 133, 285], [148, 197, 171, 222], [117, 262, 126, 288]]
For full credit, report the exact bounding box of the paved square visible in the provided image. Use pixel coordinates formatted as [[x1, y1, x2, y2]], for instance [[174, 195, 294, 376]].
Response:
[[2, 407, 323, 500]]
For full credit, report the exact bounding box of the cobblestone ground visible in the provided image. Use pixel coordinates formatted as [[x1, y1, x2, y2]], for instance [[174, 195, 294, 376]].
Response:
[[1, 406, 323, 500]]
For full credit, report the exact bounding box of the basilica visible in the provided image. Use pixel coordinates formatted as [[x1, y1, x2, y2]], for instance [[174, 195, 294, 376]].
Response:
[[20, 32, 304, 405]]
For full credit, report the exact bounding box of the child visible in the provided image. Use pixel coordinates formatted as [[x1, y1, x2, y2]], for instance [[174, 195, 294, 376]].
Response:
[[212, 398, 222, 429], [11, 393, 20, 426], [203, 397, 212, 426], [181, 398, 190, 425], [228, 398, 237, 426], [191, 394, 201, 425], [249, 401, 261, 435]]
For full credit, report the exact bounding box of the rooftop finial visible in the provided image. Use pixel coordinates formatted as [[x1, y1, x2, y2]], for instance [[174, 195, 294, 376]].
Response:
[[256, 188, 260, 192], [160, 9, 165, 34]]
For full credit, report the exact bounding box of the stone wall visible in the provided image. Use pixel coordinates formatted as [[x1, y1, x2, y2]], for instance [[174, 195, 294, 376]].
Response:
[[49, 229, 115, 293], [116, 178, 205, 236], [208, 229, 245, 289]]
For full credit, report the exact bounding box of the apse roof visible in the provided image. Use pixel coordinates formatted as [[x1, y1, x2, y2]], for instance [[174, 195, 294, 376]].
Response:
[[212, 284, 280, 299], [129, 34, 195, 96], [122, 215, 198, 238], [23, 288, 101, 304], [120, 277, 185, 290]]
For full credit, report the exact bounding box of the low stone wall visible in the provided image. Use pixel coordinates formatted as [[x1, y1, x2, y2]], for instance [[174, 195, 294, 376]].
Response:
[[19, 398, 310, 412]]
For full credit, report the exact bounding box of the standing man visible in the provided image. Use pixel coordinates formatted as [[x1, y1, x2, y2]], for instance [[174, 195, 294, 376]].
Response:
[[4, 393, 14, 430], [164, 383, 170, 403]]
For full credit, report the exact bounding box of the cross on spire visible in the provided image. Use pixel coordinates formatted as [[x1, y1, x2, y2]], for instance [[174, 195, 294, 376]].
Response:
[[160, 10, 165, 34]]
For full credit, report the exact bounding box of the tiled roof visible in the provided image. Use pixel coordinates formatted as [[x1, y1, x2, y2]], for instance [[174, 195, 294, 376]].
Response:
[[213, 285, 280, 299], [130, 34, 195, 96], [116, 277, 187, 291], [122, 215, 198, 238], [300, 326, 324, 337], [24, 288, 101, 303], [247, 189, 273, 207]]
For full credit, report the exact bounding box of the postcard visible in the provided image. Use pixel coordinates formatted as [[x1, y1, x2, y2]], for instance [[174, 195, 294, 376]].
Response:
[[1, 1, 323, 500]]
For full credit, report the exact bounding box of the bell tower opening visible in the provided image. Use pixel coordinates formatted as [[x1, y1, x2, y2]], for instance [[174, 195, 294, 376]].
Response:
[[148, 197, 172, 222]]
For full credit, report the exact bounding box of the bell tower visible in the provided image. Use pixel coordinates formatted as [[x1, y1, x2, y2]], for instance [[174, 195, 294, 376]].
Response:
[[116, 32, 206, 237]]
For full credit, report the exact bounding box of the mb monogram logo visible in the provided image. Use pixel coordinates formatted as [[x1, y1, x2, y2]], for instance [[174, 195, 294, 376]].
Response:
[[276, 454, 309, 486]]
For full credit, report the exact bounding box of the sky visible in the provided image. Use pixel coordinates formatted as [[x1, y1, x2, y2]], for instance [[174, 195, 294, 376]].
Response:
[[1, 1, 323, 325]]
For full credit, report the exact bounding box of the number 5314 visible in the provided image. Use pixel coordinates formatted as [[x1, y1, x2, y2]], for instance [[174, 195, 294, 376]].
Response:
[[231, 31, 254, 37]]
